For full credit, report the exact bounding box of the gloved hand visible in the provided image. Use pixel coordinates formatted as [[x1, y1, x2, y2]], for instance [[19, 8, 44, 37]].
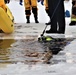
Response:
[[72, 1, 75, 6], [41, 1, 44, 5], [4, 0, 10, 4], [37, 0, 44, 5], [37, 0, 41, 2], [19, 2, 23, 6]]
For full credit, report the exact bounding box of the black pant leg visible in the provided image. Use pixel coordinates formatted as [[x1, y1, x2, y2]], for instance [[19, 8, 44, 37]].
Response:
[[48, 0, 58, 32], [48, 0, 65, 33], [57, 0, 65, 33], [50, 13, 58, 32]]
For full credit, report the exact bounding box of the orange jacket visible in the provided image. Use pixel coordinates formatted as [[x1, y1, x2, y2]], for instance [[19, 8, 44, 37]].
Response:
[[0, 0, 6, 11]]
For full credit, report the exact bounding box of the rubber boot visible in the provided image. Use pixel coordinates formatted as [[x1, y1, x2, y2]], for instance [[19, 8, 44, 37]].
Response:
[[26, 16, 30, 23], [69, 21, 76, 26], [34, 15, 39, 23]]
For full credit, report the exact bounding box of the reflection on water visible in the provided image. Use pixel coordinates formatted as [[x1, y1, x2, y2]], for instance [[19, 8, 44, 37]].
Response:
[[0, 39, 15, 61], [0, 39, 48, 64], [0, 38, 75, 65]]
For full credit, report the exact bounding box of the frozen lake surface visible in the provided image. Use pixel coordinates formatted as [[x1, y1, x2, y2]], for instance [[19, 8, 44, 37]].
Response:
[[0, 0, 76, 75]]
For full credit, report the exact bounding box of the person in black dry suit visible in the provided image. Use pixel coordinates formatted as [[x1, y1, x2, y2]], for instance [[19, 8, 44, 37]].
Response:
[[46, 0, 65, 34]]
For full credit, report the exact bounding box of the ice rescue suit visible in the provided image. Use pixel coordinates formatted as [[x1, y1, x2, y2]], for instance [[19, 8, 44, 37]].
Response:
[[24, 0, 39, 23], [69, 0, 76, 25], [44, 0, 51, 25]]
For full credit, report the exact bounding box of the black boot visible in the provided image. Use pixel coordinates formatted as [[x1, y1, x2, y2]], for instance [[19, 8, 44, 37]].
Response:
[[26, 16, 30, 23], [46, 29, 57, 33], [34, 15, 39, 23], [69, 21, 76, 26]]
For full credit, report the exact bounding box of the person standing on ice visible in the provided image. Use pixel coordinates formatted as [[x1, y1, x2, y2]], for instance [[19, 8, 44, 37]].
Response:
[[45, 0, 65, 34], [69, 0, 76, 25], [24, 0, 39, 23], [38, 0, 51, 25], [44, 0, 51, 25]]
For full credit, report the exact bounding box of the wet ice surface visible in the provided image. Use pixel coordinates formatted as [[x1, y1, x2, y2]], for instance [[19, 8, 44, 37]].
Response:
[[0, 22, 76, 75], [0, 38, 76, 75], [0, 23, 76, 75], [1, 0, 76, 75], [0, 38, 74, 64]]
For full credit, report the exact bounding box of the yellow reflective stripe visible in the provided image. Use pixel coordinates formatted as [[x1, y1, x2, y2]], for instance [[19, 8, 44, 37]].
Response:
[[71, 18, 76, 21]]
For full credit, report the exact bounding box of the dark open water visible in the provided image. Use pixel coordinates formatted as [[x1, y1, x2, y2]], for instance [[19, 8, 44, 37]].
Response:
[[0, 38, 74, 65]]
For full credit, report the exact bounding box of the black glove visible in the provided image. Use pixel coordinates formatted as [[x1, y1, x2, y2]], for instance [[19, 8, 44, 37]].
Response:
[[72, 1, 75, 6], [37, 0, 40, 2], [4, 0, 10, 4]]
